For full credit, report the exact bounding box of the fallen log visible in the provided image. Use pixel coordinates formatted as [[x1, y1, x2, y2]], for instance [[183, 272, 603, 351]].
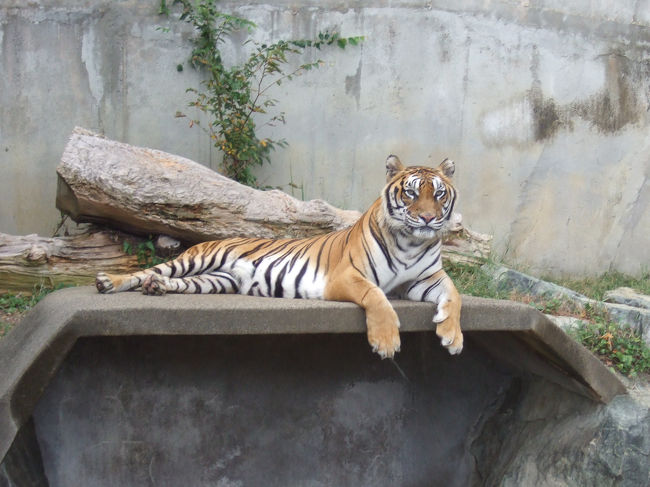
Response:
[[442, 216, 493, 266], [56, 127, 361, 243], [0, 230, 142, 294]]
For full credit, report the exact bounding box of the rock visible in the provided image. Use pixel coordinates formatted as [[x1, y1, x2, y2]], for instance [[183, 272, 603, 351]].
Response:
[[605, 302, 650, 346], [471, 377, 650, 487], [604, 287, 650, 310], [481, 264, 586, 302], [544, 314, 584, 332], [483, 264, 650, 346], [154, 235, 181, 252]]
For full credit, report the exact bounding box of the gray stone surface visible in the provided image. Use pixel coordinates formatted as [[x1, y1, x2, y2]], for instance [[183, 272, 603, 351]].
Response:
[[0, 287, 627, 485], [606, 302, 650, 346], [605, 287, 650, 310], [484, 263, 587, 303], [485, 264, 650, 346], [544, 314, 584, 332], [472, 377, 650, 487], [1, 1, 650, 276]]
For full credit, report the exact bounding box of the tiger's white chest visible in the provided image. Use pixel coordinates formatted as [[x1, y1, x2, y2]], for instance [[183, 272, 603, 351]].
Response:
[[372, 238, 443, 294]]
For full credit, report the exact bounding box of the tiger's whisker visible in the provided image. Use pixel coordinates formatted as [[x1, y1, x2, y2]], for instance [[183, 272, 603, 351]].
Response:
[[390, 358, 411, 384]]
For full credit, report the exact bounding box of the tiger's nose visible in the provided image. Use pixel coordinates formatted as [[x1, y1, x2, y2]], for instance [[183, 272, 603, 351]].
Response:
[[420, 213, 436, 223]]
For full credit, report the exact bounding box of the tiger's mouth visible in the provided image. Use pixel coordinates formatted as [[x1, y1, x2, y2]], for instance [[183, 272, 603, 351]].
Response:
[[403, 216, 448, 239], [407, 223, 442, 238]]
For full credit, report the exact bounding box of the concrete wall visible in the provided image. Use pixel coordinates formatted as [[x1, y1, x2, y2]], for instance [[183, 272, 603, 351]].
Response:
[[30, 334, 510, 486], [1, 0, 649, 276]]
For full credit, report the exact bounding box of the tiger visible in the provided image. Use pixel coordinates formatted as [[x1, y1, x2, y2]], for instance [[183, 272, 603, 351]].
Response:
[[95, 155, 463, 359]]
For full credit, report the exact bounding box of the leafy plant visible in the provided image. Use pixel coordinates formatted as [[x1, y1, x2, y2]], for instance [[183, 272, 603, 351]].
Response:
[[123, 237, 167, 269], [0, 284, 60, 313], [164, 0, 363, 186], [0, 293, 36, 314], [529, 298, 559, 314], [569, 318, 650, 377], [0, 283, 71, 337]]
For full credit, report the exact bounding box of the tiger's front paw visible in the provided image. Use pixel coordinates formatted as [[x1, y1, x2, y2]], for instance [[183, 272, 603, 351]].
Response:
[[96, 272, 115, 294], [435, 317, 463, 355], [142, 274, 168, 296], [368, 324, 401, 359], [366, 308, 401, 359]]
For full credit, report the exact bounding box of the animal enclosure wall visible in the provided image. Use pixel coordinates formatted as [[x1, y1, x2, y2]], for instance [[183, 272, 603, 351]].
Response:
[[31, 334, 511, 486], [1, 0, 649, 276]]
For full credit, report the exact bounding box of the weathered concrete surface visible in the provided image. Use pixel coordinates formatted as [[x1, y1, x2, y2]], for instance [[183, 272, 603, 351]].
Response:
[[0, 286, 626, 485], [1, 1, 649, 276], [30, 335, 509, 486], [473, 377, 650, 486]]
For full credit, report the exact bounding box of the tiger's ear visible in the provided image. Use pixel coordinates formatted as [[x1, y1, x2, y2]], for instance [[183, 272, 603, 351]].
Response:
[[386, 155, 405, 182], [439, 158, 455, 178]]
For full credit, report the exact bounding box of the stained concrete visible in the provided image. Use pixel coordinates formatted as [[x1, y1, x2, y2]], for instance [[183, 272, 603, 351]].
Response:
[[0, 287, 626, 485], [1, 1, 650, 276]]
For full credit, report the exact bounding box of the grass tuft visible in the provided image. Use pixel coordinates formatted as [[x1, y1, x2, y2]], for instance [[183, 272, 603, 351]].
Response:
[[568, 317, 650, 377], [0, 284, 69, 337], [543, 270, 650, 301], [445, 261, 508, 300]]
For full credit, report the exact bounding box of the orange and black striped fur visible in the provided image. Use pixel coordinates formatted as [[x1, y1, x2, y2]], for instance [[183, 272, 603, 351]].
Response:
[[96, 155, 463, 358]]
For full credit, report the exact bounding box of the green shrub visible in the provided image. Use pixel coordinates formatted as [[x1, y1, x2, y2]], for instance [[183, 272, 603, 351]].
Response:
[[569, 318, 650, 377], [123, 237, 168, 269], [165, 0, 363, 186]]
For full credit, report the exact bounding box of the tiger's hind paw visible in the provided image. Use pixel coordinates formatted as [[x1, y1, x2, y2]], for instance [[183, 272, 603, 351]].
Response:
[[96, 272, 115, 294], [142, 274, 168, 296]]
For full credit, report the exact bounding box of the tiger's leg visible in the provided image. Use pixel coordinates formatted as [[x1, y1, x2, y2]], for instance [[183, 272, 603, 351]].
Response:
[[141, 271, 239, 295], [96, 241, 227, 294], [406, 268, 463, 355], [325, 270, 401, 359], [96, 268, 160, 294]]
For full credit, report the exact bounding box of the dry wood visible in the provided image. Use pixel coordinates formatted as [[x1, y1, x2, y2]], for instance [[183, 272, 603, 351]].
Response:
[[56, 127, 361, 243], [0, 231, 141, 294], [443, 224, 493, 266]]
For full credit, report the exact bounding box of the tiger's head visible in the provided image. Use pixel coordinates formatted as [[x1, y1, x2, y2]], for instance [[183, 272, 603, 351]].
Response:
[[380, 155, 457, 240]]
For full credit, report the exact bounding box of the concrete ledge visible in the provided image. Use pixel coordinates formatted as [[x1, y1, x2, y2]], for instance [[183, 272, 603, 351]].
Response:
[[0, 287, 626, 464]]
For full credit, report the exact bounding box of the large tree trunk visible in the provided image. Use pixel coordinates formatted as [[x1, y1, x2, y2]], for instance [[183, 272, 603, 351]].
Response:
[[56, 127, 361, 243]]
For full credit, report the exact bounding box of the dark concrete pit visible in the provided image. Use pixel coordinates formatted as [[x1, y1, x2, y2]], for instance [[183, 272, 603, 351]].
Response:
[[0, 288, 626, 486]]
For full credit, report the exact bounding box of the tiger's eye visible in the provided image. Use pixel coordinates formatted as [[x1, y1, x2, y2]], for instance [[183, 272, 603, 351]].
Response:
[[405, 189, 417, 199], [435, 190, 445, 199]]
